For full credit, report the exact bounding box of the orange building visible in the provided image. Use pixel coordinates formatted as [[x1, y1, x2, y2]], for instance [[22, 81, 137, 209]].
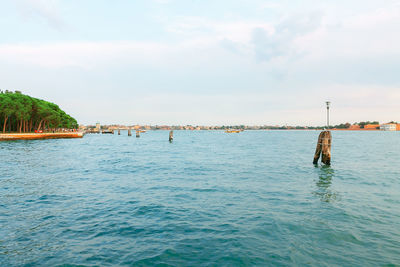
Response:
[[364, 124, 380, 130], [349, 124, 361, 130]]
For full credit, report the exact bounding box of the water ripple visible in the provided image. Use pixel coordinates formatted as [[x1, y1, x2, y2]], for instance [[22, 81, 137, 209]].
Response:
[[1, 131, 400, 266]]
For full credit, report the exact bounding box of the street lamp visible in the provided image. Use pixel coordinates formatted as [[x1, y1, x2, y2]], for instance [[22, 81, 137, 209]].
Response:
[[326, 101, 331, 129]]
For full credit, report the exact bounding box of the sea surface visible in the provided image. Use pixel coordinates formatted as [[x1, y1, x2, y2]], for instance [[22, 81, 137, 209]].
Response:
[[1, 130, 400, 266]]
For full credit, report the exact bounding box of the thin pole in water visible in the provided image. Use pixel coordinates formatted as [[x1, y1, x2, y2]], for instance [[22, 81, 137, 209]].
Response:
[[326, 101, 330, 129], [314, 102, 332, 165]]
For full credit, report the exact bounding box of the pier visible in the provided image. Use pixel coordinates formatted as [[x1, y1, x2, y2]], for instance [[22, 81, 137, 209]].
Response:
[[0, 132, 84, 141]]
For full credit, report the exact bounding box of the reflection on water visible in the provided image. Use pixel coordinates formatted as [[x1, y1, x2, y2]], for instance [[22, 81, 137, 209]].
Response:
[[313, 165, 340, 202]]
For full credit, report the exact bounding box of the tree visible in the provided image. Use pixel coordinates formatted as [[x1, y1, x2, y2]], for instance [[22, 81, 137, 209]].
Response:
[[0, 94, 15, 133], [0, 91, 78, 133]]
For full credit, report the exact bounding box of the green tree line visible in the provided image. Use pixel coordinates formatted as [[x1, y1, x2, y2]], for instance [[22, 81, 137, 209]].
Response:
[[0, 90, 78, 133]]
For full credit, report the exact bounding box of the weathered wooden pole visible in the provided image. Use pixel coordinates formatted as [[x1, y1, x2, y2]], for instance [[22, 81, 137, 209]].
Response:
[[128, 129, 132, 136], [118, 129, 121, 135], [313, 131, 331, 165], [136, 130, 140, 138], [169, 130, 173, 142], [321, 131, 332, 165], [313, 132, 323, 164]]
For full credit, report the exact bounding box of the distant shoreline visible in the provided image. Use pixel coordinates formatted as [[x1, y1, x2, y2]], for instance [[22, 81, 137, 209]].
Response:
[[0, 129, 390, 141], [0, 132, 84, 141]]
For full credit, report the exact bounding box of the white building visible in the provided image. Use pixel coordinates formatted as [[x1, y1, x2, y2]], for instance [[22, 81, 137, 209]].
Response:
[[380, 123, 397, 131]]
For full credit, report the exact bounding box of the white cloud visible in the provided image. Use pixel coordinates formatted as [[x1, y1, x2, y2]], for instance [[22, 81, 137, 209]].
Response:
[[15, 0, 65, 30], [153, 0, 171, 4], [2, 1, 400, 124], [0, 42, 171, 69]]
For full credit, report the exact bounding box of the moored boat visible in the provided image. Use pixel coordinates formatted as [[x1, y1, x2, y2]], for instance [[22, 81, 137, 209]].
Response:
[[225, 129, 242, 133]]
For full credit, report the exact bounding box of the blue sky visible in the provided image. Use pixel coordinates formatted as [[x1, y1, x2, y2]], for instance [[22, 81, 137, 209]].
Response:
[[1, 0, 399, 125]]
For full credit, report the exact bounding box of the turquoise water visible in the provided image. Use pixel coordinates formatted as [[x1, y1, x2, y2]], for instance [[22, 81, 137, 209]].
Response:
[[1, 130, 400, 266]]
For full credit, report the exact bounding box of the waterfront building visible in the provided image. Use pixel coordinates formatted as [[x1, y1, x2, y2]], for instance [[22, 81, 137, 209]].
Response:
[[380, 123, 398, 131], [96, 122, 100, 130], [364, 124, 380, 130], [349, 124, 361, 130]]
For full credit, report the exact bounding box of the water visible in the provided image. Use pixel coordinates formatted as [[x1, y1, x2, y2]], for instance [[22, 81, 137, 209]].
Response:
[[1, 130, 400, 266]]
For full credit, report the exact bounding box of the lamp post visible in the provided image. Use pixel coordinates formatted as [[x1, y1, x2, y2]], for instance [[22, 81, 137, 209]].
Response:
[[326, 101, 331, 129]]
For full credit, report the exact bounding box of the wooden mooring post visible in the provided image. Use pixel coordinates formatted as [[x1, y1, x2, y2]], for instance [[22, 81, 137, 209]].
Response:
[[128, 129, 132, 136], [118, 129, 121, 135], [169, 130, 173, 142], [313, 131, 331, 165], [136, 130, 140, 138]]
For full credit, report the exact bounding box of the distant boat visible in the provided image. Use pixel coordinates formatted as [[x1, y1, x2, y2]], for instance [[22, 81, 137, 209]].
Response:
[[225, 129, 242, 133], [86, 129, 100, 134]]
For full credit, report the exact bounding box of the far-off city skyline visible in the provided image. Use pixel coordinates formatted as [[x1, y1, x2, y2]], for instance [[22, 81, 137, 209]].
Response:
[[1, 0, 399, 126]]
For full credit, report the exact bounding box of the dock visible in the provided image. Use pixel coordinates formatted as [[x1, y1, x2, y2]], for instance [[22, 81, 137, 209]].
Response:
[[0, 132, 84, 141]]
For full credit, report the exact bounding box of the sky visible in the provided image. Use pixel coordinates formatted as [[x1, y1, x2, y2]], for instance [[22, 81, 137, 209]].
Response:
[[0, 0, 399, 126]]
